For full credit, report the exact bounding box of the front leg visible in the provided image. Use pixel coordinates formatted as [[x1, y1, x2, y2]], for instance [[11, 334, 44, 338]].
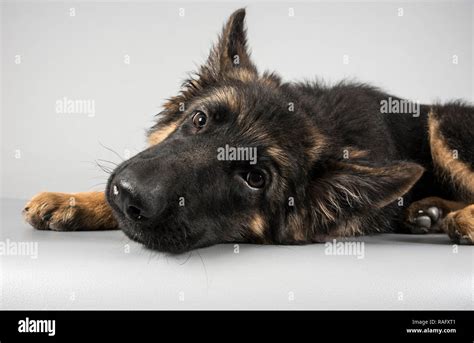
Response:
[[23, 192, 118, 231]]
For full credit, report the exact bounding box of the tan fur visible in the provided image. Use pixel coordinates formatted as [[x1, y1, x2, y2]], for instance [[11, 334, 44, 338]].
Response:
[[306, 129, 328, 163], [200, 86, 240, 115], [227, 68, 256, 82], [148, 121, 180, 146], [267, 146, 291, 168], [249, 213, 266, 239], [311, 218, 363, 243], [332, 217, 364, 237], [23, 192, 117, 231], [314, 196, 337, 223], [287, 211, 306, 242], [429, 112, 474, 199], [344, 147, 369, 160], [441, 204, 474, 244], [259, 73, 281, 88], [162, 94, 186, 113]]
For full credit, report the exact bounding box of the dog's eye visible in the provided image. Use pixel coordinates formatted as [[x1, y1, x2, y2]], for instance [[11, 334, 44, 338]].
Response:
[[246, 170, 265, 189], [192, 111, 207, 129]]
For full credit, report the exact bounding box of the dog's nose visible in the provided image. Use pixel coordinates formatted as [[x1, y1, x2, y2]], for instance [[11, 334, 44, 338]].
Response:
[[111, 173, 164, 221]]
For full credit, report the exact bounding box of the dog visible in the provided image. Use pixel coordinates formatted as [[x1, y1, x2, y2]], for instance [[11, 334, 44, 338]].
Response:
[[23, 8, 474, 253]]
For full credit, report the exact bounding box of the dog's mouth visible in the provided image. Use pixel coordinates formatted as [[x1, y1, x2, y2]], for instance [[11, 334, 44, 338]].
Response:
[[112, 205, 193, 254], [121, 220, 192, 254]]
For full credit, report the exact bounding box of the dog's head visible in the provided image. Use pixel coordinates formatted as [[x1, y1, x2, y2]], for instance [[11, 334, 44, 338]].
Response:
[[106, 9, 424, 253]]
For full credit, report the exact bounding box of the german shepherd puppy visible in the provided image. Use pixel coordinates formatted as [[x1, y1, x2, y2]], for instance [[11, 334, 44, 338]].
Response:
[[23, 9, 474, 253]]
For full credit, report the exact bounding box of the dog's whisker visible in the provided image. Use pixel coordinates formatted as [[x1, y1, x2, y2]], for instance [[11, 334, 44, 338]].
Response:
[[178, 251, 193, 266], [96, 158, 119, 167], [196, 251, 209, 291], [98, 141, 125, 162], [95, 160, 113, 175], [82, 160, 115, 174]]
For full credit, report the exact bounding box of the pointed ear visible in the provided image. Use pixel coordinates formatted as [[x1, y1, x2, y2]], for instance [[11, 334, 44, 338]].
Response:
[[203, 8, 257, 80], [311, 161, 424, 220]]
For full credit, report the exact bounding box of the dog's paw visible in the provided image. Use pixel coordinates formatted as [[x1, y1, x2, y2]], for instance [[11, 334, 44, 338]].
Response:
[[405, 198, 444, 234], [23, 192, 81, 231], [440, 205, 474, 245]]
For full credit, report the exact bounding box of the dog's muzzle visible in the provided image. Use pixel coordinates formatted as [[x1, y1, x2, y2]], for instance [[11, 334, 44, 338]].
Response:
[[108, 167, 167, 223]]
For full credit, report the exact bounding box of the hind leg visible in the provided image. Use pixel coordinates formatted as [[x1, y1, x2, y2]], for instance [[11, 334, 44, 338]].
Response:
[[404, 196, 466, 234], [425, 105, 474, 244], [405, 198, 474, 244]]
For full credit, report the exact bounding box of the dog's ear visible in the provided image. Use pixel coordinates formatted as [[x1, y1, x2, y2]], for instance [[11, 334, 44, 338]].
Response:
[[311, 161, 424, 221], [202, 8, 257, 80], [163, 9, 256, 112]]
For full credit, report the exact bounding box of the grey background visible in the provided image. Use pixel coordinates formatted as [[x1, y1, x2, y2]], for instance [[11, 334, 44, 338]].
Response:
[[1, 1, 473, 309]]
